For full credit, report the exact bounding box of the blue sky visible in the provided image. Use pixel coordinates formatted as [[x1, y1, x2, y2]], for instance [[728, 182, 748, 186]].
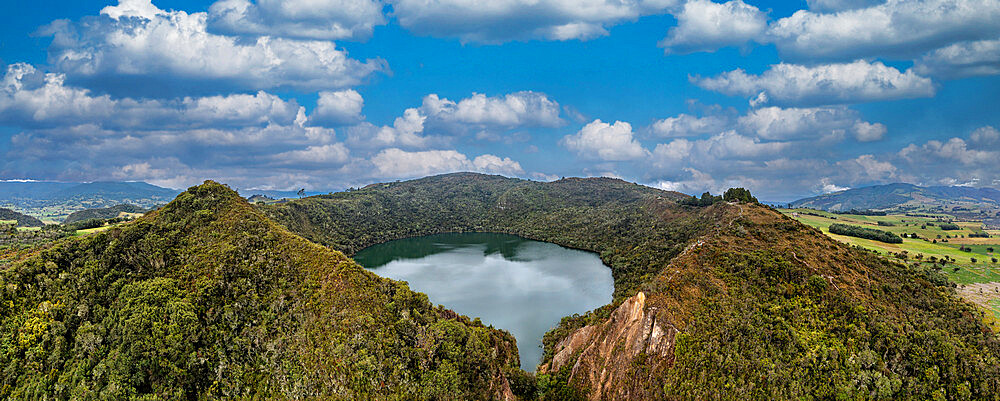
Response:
[[1, 0, 999, 200]]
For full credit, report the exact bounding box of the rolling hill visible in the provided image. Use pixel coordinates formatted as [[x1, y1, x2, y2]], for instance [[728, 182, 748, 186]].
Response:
[[63, 204, 147, 224], [0, 208, 44, 227], [790, 183, 1000, 212], [0, 181, 520, 400], [4, 174, 1000, 400], [264, 173, 1000, 400], [0, 181, 179, 209]]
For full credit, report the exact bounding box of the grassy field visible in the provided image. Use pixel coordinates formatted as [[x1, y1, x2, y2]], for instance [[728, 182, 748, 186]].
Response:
[[782, 208, 1000, 328], [781, 208, 1000, 285]]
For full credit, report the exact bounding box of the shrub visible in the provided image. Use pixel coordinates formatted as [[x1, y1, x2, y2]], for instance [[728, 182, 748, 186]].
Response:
[[828, 223, 903, 244]]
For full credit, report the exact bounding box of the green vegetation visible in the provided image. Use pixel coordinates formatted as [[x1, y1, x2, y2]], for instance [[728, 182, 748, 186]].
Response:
[[940, 223, 961, 230], [263, 174, 702, 301], [829, 223, 903, 243], [723, 187, 758, 203], [0, 208, 43, 227], [265, 173, 1000, 399], [0, 181, 519, 400], [63, 204, 146, 224]]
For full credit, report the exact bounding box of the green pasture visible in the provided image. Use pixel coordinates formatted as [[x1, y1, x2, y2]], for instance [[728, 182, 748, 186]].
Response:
[[782, 208, 1000, 285]]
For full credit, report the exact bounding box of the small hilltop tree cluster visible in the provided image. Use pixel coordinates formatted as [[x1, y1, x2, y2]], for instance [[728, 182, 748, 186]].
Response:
[[681, 188, 758, 206]]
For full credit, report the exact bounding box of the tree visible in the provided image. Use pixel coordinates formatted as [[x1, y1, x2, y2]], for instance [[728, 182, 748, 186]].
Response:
[[723, 188, 758, 204]]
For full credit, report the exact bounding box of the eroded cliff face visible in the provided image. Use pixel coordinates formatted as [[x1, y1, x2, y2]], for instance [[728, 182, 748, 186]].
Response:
[[539, 292, 678, 400]]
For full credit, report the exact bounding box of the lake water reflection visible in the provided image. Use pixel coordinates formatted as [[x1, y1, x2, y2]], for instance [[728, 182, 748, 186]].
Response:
[[353, 233, 614, 370]]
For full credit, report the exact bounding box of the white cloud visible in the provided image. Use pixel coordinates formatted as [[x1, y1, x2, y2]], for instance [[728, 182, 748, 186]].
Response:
[[851, 121, 886, 142], [737, 106, 885, 141], [420, 91, 563, 128], [767, 0, 1000, 61], [833, 154, 897, 182], [346, 91, 563, 148], [272, 143, 351, 165], [913, 38, 1000, 79], [659, 0, 767, 54], [207, 0, 385, 40], [471, 154, 525, 176], [346, 108, 431, 149], [899, 137, 997, 165], [694, 60, 935, 106], [970, 126, 1000, 147], [369, 148, 523, 178], [561, 119, 650, 161], [650, 113, 728, 137], [391, 0, 679, 43], [41, 0, 384, 96], [309, 89, 365, 127], [0, 63, 300, 129]]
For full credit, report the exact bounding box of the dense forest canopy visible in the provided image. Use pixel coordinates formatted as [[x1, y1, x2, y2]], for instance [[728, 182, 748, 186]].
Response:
[[265, 173, 1000, 400], [2, 173, 999, 400], [0, 181, 520, 400]]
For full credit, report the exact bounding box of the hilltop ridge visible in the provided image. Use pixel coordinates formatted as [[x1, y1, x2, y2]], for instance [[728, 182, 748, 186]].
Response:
[[0, 181, 520, 400], [267, 173, 1000, 400]]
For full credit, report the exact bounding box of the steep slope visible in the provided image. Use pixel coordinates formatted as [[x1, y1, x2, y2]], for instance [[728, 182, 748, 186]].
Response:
[[267, 173, 1000, 400], [63, 204, 146, 224], [790, 183, 1000, 212], [0, 181, 519, 400], [0, 207, 44, 227]]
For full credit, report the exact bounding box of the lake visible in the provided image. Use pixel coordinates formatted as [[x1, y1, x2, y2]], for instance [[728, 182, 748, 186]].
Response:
[[353, 232, 614, 371]]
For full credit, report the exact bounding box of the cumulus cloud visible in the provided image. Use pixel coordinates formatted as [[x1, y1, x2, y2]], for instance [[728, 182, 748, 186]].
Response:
[[970, 126, 1000, 147], [693, 60, 935, 106], [391, 0, 678, 43], [659, 0, 767, 54], [650, 113, 729, 137], [207, 0, 385, 40], [899, 137, 997, 166], [0, 63, 300, 130], [40, 0, 384, 97], [913, 38, 1000, 79], [271, 143, 351, 166], [346, 91, 563, 148], [420, 91, 563, 129], [852, 121, 887, 142], [561, 119, 650, 161], [309, 89, 365, 127], [737, 106, 885, 141], [346, 108, 431, 149], [767, 0, 1000, 61], [369, 148, 523, 178]]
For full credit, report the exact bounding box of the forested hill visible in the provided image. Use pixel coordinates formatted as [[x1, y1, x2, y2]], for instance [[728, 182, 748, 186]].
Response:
[[0, 181, 521, 400], [0, 207, 43, 227], [63, 204, 146, 224], [263, 172, 701, 300], [790, 182, 1000, 211], [266, 173, 1000, 400]]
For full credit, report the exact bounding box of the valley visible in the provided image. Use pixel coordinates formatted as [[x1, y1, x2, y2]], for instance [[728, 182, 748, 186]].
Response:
[[3, 174, 1000, 400]]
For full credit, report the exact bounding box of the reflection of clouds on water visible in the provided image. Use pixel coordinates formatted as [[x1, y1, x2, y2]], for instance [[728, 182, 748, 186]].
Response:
[[366, 237, 613, 371]]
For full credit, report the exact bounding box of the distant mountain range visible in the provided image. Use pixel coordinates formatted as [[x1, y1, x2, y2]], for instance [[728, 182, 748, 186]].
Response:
[[0, 181, 181, 221], [790, 183, 1000, 211], [0, 181, 180, 209], [790, 183, 1000, 228]]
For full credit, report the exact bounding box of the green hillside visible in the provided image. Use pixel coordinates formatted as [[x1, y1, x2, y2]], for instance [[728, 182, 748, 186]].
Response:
[[0, 181, 519, 400], [63, 204, 147, 224], [266, 173, 1000, 399], [0, 207, 44, 227]]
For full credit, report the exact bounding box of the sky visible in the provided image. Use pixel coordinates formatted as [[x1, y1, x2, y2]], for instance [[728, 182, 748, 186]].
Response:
[[0, 0, 999, 201]]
